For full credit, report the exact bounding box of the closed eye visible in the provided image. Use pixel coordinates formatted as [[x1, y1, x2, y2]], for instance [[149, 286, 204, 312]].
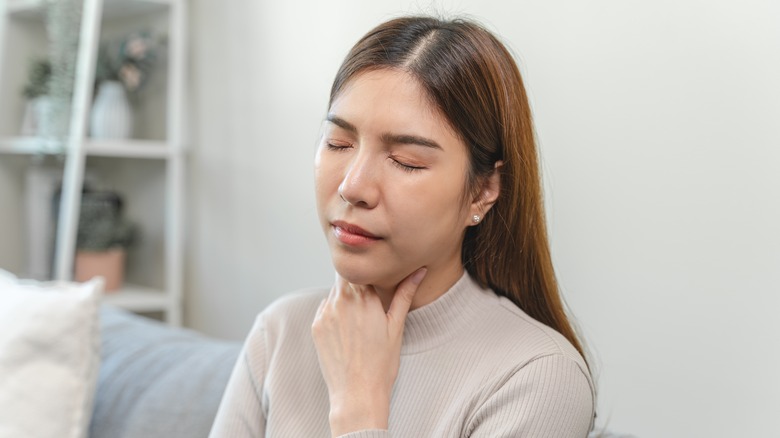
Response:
[[326, 142, 352, 151], [389, 157, 426, 173]]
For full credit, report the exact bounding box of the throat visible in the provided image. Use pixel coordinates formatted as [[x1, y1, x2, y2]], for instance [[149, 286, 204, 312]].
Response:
[[374, 264, 465, 313]]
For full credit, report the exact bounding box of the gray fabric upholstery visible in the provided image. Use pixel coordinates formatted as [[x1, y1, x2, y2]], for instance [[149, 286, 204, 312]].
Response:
[[89, 305, 241, 438]]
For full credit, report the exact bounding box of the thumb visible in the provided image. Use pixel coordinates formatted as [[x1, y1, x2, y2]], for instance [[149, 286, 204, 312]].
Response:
[[387, 268, 427, 326]]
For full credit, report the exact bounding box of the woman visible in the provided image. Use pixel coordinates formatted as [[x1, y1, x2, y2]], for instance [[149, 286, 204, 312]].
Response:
[[211, 15, 595, 437]]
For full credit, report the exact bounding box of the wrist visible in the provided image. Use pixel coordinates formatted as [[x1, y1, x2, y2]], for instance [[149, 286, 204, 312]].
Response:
[[328, 393, 390, 436]]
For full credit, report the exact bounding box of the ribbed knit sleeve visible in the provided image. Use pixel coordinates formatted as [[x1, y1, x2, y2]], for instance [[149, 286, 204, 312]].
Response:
[[466, 354, 594, 437], [209, 317, 267, 437], [338, 430, 390, 438]]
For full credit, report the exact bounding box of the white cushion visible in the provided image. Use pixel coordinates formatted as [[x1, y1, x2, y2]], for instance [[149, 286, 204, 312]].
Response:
[[0, 270, 103, 438]]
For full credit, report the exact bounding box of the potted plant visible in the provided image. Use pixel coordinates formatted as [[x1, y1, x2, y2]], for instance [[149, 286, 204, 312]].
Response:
[[73, 190, 138, 292], [90, 31, 163, 139], [20, 58, 54, 137]]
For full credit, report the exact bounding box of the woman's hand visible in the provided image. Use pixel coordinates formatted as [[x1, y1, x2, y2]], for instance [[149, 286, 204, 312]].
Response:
[[311, 268, 427, 437]]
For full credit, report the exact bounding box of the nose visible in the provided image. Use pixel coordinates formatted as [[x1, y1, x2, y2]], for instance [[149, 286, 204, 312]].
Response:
[[338, 152, 379, 209]]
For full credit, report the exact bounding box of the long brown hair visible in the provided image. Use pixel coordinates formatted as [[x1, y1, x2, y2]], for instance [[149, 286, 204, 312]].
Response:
[[329, 16, 589, 367]]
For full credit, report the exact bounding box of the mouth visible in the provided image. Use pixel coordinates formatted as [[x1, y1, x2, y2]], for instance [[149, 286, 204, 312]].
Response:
[[331, 220, 382, 246]]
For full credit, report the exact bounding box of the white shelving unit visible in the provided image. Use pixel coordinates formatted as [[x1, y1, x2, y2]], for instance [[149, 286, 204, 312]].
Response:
[[0, 0, 187, 325], [0, 137, 175, 158]]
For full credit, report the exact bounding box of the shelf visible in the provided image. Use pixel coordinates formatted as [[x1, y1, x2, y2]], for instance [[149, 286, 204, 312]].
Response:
[[101, 283, 169, 312], [0, 0, 187, 326], [0, 136, 178, 159], [0, 136, 62, 154], [7, 0, 172, 21], [86, 139, 176, 158]]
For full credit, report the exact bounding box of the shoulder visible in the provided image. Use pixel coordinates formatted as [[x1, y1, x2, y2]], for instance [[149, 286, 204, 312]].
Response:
[[464, 288, 596, 433], [239, 288, 328, 373], [249, 287, 330, 340], [499, 294, 592, 389], [262, 287, 330, 321], [493, 293, 587, 367], [466, 352, 596, 436], [460, 282, 587, 363], [458, 281, 594, 392]]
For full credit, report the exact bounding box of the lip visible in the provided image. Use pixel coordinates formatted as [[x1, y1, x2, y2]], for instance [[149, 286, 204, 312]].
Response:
[[331, 220, 381, 246]]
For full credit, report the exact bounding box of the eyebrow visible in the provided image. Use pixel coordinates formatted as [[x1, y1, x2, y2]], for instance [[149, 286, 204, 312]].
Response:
[[326, 114, 358, 133], [326, 114, 443, 150]]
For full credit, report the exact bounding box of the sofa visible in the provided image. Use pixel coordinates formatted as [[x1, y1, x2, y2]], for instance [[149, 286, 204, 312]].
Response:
[[89, 306, 242, 438]]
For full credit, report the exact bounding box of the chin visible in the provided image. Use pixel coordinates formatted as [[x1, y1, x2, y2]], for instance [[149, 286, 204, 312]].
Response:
[[332, 257, 401, 289]]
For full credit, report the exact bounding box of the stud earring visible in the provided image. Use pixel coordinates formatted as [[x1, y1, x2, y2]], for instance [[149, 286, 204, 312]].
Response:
[[472, 215, 481, 224]]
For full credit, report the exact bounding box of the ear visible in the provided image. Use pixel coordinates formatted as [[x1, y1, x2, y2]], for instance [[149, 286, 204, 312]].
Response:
[[467, 161, 503, 226]]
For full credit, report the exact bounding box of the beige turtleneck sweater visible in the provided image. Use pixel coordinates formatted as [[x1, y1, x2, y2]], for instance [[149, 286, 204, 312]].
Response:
[[210, 273, 595, 437]]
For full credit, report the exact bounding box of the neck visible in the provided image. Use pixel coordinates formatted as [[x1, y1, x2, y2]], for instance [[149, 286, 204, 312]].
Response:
[[373, 262, 465, 312]]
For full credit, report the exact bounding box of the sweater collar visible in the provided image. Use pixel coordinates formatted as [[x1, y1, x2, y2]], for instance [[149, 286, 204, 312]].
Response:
[[401, 271, 493, 354]]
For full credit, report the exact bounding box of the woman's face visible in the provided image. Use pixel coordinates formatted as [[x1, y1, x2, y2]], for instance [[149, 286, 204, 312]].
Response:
[[315, 69, 477, 290]]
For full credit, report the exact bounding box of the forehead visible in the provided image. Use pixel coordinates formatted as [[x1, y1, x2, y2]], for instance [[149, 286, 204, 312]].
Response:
[[328, 69, 461, 145]]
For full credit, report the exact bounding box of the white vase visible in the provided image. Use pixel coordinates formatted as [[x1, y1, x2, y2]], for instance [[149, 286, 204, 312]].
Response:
[[90, 81, 133, 139], [21, 96, 55, 137]]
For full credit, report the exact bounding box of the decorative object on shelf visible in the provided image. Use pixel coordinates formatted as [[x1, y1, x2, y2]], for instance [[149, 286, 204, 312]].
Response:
[[89, 31, 165, 139], [75, 248, 125, 292], [70, 189, 138, 292], [89, 80, 133, 139], [20, 58, 55, 138]]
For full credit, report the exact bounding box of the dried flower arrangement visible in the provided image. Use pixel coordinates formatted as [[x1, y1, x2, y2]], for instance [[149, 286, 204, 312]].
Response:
[[95, 31, 165, 93]]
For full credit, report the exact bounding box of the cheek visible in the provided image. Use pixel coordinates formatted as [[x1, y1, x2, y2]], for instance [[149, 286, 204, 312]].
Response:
[[314, 154, 342, 198], [390, 177, 469, 239], [314, 159, 339, 222]]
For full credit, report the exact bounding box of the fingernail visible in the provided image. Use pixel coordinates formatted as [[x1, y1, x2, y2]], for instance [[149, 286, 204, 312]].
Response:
[[410, 268, 427, 285]]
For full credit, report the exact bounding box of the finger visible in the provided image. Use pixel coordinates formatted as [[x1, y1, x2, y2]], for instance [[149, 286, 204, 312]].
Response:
[[387, 267, 427, 325]]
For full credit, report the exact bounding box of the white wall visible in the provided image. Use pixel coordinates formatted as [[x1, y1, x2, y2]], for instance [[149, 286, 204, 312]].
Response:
[[187, 1, 780, 436]]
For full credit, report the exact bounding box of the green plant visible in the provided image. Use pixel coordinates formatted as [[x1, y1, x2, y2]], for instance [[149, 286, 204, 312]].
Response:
[[22, 58, 52, 99], [76, 191, 137, 251]]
